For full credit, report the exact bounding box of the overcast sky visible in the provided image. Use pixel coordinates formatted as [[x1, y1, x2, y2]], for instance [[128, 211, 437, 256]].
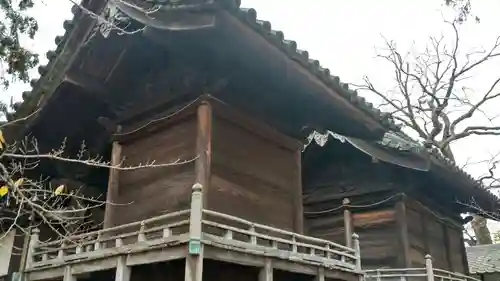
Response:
[[4, 0, 500, 232]]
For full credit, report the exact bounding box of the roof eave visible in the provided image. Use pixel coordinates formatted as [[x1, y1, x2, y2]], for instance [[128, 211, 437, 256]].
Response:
[[8, 0, 109, 137]]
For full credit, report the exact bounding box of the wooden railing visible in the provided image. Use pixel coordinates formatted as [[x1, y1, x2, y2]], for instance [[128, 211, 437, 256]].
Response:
[[25, 183, 361, 276], [26, 209, 361, 272], [365, 255, 479, 281], [28, 210, 191, 267], [202, 209, 361, 271]]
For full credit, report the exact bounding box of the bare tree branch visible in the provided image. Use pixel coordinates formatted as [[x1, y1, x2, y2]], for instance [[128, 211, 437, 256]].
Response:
[[357, 17, 500, 244]]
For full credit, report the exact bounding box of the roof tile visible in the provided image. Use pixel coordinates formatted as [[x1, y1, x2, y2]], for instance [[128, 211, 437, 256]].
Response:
[[10, 0, 500, 209], [467, 244, 500, 274]]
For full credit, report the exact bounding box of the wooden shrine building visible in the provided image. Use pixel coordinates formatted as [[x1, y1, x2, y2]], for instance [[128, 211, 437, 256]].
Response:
[[0, 1, 498, 281]]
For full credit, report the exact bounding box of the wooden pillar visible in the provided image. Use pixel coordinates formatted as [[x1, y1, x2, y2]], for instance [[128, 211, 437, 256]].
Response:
[[343, 198, 352, 247], [259, 259, 273, 281], [115, 256, 131, 281], [442, 224, 453, 271], [195, 101, 212, 203], [21, 227, 40, 272], [185, 101, 212, 281], [294, 150, 304, 234], [395, 195, 410, 267], [315, 268, 325, 281], [63, 266, 76, 281], [459, 228, 470, 274], [103, 126, 122, 229]]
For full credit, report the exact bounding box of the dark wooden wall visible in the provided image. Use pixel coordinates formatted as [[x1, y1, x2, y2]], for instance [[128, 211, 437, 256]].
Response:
[[305, 203, 399, 269], [303, 143, 468, 272], [352, 208, 399, 268], [304, 151, 403, 268], [108, 115, 197, 227], [405, 199, 467, 272], [208, 114, 301, 232]]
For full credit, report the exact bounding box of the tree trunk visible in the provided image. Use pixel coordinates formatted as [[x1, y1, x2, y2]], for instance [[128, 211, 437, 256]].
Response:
[[442, 148, 493, 245], [471, 215, 492, 245]]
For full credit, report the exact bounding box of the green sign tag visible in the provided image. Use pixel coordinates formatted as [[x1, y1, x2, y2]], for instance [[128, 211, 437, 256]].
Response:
[[188, 239, 201, 255]]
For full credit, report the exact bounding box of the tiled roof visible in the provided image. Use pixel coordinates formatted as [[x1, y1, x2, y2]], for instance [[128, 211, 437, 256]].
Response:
[[308, 130, 500, 209], [9, 0, 499, 208], [229, 5, 400, 131], [10, 0, 401, 133], [9, 0, 104, 121], [380, 131, 499, 206], [467, 244, 500, 274]]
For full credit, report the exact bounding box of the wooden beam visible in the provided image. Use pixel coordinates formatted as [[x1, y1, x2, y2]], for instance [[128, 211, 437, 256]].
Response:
[[63, 72, 108, 96], [395, 196, 410, 267], [294, 150, 304, 234], [304, 185, 393, 205], [259, 259, 273, 281], [115, 256, 131, 281], [203, 245, 359, 281], [103, 126, 122, 229]]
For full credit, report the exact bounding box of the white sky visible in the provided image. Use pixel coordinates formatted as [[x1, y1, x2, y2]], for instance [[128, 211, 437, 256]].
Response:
[[4, 0, 500, 233]]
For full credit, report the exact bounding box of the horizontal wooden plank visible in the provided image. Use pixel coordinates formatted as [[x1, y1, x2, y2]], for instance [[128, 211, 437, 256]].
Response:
[[353, 210, 395, 227]]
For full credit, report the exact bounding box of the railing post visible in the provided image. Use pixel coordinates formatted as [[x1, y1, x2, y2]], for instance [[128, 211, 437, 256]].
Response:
[[58, 242, 66, 259], [26, 228, 39, 268], [343, 198, 353, 247], [94, 232, 101, 250], [188, 183, 203, 254], [115, 237, 123, 247], [291, 235, 297, 252], [185, 182, 204, 281], [163, 227, 172, 238], [353, 233, 362, 271], [250, 224, 257, 245], [138, 221, 146, 242], [76, 240, 83, 254], [426, 254, 435, 281]]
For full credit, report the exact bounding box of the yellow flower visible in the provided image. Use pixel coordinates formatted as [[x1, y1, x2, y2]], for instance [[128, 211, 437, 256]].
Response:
[[0, 130, 5, 150], [54, 185, 65, 195], [0, 185, 8, 197]]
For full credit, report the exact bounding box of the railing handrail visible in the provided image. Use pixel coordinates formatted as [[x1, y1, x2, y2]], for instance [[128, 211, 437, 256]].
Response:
[[203, 209, 355, 253], [365, 268, 426, 273], [37, 209, 190, 247], [28, 202, 361, 275], [365, 267, 480, 281]]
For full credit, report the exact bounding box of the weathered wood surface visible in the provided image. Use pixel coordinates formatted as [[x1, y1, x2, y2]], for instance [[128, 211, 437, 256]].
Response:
[[306, 202, 398, 269], [208, 115, 301, 232], [405, 198, 466, 272], [104, 128, 122, 229], [110, 116, 197, 226], [352, 209, 398, 268]]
